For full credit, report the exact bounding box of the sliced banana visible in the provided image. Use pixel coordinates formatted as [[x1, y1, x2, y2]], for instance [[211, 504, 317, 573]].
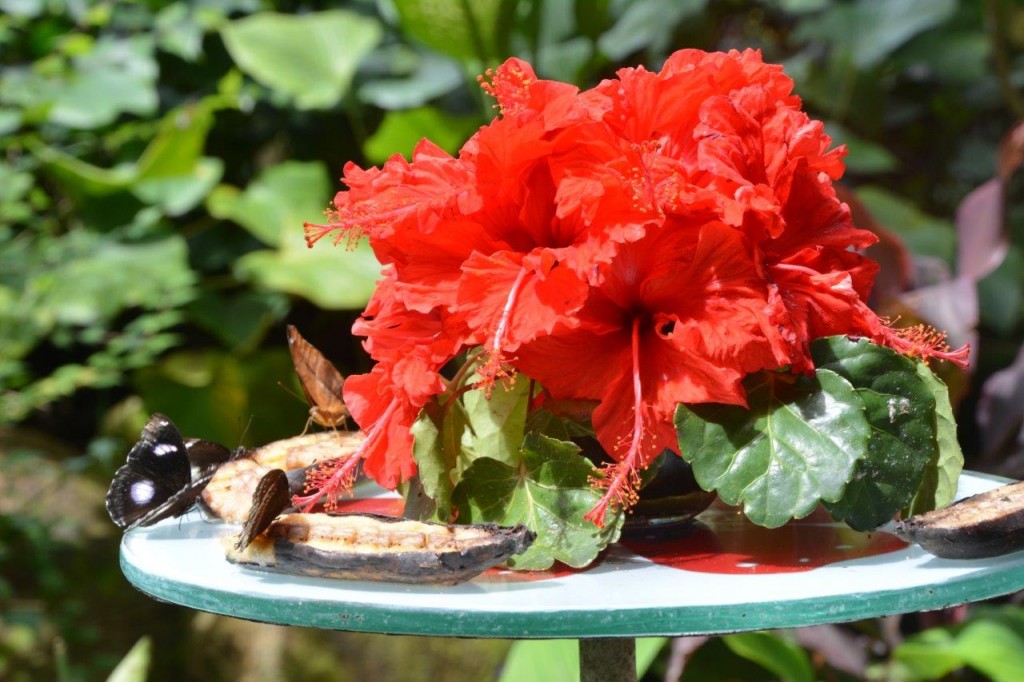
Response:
[[226, 512, 536, 584], [894, 480, 1024, 559]]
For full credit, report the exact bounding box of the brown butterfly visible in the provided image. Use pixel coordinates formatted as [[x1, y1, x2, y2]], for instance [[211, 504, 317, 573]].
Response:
[[287, 325, 349, 429], [234, 468, 291, 551]]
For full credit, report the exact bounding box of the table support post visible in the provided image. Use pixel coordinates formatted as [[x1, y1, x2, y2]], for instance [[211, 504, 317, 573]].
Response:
[[579, 637, 636, 682]]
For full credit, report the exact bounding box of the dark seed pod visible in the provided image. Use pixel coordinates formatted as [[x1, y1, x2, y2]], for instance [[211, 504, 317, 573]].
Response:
[[894, 480, 1024, 559]]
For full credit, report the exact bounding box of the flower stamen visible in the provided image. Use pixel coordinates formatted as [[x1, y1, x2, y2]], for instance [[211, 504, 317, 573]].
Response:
[[478, 266, 530, 393], [584, 316, 647, 527], [292, 398, 400, 512]]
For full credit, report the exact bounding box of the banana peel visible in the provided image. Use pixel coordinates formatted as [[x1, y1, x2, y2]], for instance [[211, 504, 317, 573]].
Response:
[[894, 480, 1024, 559]]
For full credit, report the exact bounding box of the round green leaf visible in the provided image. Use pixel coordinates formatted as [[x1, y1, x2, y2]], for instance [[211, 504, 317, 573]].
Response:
[[676, 370, 870, 528], [221, 11, 381, 110], [811, 337, 938, 530], [907, 361, 964, 515], [451, 434, 623, 570]]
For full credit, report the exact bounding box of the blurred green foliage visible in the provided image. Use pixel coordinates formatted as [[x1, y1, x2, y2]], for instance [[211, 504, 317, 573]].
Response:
[[2, 0, 1024, 680]]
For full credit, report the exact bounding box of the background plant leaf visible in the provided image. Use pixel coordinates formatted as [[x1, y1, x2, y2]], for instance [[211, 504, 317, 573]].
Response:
[[722, 632, 815, 682], [221, 10, 381, 109]]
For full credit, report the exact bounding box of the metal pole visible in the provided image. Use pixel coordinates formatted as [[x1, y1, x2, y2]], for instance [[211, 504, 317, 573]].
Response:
[[579, 637, 636, 682]]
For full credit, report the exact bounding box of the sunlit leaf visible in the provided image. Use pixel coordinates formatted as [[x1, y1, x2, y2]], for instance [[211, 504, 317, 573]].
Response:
[[363, 106, 480, 165], [723, 632, 814, 682], [221, 11, 381, 109], [452, 434, 623, 569], [906, 362, 964, 515], [106, 637, 151, 682], [207, 161, 329, 246], [235, 241, 380, 310], [357, 49, 464, 110], [410, 402, 471, 522], [811, 337, 937, 530], [47, 36, 159, 129], [393, 0, 504, 64], [598, 0, 707, 61], [676, 369, 869, 528], [461, 377, 532, 468], [498, 638, 666, 682], [35, 234, 195, 326]]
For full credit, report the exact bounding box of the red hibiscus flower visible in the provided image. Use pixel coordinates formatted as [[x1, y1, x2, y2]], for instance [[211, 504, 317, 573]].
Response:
[[515, 222, 783, 525], [300, 49, 968, 528]]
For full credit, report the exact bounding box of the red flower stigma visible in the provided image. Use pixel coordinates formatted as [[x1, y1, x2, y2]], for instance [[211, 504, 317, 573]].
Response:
[[878, 320, 970, 369]]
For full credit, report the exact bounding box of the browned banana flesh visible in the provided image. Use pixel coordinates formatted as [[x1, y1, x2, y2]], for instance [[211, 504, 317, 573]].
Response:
[[201, 430, 364, 522], [894, 480, 1024, 559], [226, 513, 536, 585]]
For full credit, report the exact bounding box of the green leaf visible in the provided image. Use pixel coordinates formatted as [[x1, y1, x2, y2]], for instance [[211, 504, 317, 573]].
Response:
[[461, 377, 532, 467], [723, 632, 814, 682], [357, 49, 465, 110], [187, 290, 289, 353], [953, 619, 1024, 682], [234, 241, 380, 310], [855, 186, 956, 265], [410, 403, 472, 522], [363, 106, 480, 165], [46, 36, 159, 129], [892, 610, 1024, 682], [451, 434, 623, 569], [135, 349, 308, 447], [907, 362, 963, 515], [890, 628, 962, 680], [132, 158, 223, 216], [811, 337, 937, 530], [106, 637, 151, 682], [825, 121, 898, 175], [221, 11, 381, 109], [676, 370, 869, 528], [31, 94, 228, 213], [207, 161, 330, 247], [393, 0, 503, 64], [524, 408, 593, 441], [598, 0, 708, 61], [36, 234, 195, 327], [498, 638, 667, 682], [793, 0, 956, 70]]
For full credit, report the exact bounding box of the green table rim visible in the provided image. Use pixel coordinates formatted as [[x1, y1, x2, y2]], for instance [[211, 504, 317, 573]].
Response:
[[120, 545, 1024, 638]]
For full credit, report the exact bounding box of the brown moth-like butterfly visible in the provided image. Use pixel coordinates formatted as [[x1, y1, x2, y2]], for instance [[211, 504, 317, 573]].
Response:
[[234, 468, 291, 551], [286, 325, 349, 429]]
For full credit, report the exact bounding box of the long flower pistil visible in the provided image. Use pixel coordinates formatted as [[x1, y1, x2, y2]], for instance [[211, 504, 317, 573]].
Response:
[[477, 266, 530, 393], [584, 316, 649, 527], [878, 319, 970, 369], [292, 397, 400, 512]]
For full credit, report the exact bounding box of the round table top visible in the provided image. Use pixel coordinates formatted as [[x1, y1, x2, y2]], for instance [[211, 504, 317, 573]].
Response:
[[120, 471, 1024, 638]]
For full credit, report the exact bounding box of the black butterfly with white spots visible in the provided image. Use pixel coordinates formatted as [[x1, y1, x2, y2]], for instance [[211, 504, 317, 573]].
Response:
[[106, 413, 234, 530]]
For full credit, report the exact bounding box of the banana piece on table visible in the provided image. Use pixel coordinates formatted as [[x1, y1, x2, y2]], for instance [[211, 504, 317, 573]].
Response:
[[225, 512, 536, 584], [894, 480, 1024, 559]]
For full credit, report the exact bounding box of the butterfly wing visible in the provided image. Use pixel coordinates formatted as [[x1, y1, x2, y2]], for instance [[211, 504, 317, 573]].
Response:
[[106, 414, 195, 530], [287, 325, 348, 427], [235, 469, 291, 551]]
